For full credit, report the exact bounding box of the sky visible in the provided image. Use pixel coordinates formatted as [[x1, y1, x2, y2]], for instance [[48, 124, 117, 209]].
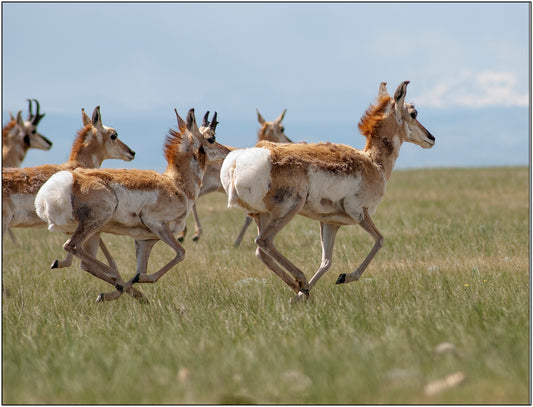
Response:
[[2, 2, 530, 172]]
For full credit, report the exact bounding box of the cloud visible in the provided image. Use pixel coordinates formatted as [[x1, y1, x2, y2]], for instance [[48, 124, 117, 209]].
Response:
[[416, 71, 529, 108]]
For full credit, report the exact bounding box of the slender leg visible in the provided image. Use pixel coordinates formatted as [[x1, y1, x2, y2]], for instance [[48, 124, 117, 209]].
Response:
[[94, 236, 148, 302], [7, 228, 18, 245], [308, 222, 340, 289], [252, 200, 311, 299], [255, 204, 309, 292], [122, 222, 185, 289], [63, 216, 126, 295], [250, 214, 300, 294], [177, 225, 187, 243], [336, 208, 384, 284], [233, 216, 252, 247], [191, 204, 202, 242]]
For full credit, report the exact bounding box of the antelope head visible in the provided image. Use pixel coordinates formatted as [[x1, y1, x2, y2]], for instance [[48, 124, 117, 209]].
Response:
[[18, 99, 52, 151], [199, 111, 219, 140], [257, 109, 292, 143], [389, 81, 435, 149], [81, 106, 136, 162]]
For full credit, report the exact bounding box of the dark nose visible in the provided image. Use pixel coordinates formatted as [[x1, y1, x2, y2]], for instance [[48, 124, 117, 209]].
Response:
[[129, 149, 136, 157]]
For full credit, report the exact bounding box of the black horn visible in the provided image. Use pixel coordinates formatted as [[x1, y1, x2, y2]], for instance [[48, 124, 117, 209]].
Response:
[[202, 111, 210, 128], [32, 99, 45, 126], [26, 99, 34, 121], [210, 111, 219, 131]]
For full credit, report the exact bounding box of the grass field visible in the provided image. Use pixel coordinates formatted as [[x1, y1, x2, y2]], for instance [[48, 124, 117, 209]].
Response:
[[2, 166, 529, 404]]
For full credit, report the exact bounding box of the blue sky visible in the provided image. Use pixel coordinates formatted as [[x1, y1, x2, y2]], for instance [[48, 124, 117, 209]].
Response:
[[2, 2, 530, 172]]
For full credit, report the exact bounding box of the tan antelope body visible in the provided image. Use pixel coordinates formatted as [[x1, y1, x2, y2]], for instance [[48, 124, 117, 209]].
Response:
[[220, 81, 435, 301], [3, 106, 135, 235], [3, 99, 52, 168], [179, 109, 291, 243], [35, 109, 229, 302]]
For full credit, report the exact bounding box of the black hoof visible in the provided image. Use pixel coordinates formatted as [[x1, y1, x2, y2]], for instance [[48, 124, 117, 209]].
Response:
[[115, 283, 124, 292], [177, 236, 184, 244], [192, 236, 199, 242], [336, 273, 346, 285], [132, 274, 140, 284], [51, 260, 59, 269]]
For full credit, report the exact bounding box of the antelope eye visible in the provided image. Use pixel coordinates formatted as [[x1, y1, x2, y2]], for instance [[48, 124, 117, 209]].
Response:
[[410, 111, 417, 119], [207, 136, 215, 144], [111, 133, 118, 140], [280, 127, 285, 132]]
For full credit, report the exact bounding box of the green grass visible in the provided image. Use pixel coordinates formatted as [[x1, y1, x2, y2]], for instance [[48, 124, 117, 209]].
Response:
[[2, 166, 529, 404]]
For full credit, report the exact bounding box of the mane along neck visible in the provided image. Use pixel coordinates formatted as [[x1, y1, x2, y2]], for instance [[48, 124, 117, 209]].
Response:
[[359, 95, 402, 180], [2, 121, 16, 140], [68, 125, 105, 168], [163, 130, 206, 201]]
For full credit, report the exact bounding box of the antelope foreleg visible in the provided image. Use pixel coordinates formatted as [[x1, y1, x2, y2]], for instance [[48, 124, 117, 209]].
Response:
[[336, 208, 383, 284], [125, 224, 185, 287], [191, 203, 202, 242]]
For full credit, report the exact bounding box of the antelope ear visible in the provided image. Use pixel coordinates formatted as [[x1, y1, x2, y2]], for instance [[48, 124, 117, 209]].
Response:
[[186, 108, 200, 134], [378, 82, 389, 98], [174, 109, 187, 133], [394, 81, 410, 121], [9, 111, 15, 121], [91, 106, 103, 128], [16, 110, 24, 127], [257, 109, 266, 125], [81, 108, 91, 126], [275, 109, 287, 123]]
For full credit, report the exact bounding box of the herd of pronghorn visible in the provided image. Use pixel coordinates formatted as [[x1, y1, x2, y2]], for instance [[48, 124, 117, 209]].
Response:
[[2, 81, 435, 303]]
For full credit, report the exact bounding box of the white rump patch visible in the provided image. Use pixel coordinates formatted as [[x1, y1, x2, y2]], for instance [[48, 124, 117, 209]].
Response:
[[220, 147, 272, 212], [35, 170, 75, 232]]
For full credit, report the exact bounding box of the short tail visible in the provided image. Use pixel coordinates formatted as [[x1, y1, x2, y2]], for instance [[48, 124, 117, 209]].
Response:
[[227, 167, 240, 208]]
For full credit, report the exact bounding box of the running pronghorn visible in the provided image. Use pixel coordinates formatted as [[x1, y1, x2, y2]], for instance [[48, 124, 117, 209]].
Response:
[[2, 106, 135, 252], [176, 110, 232, 241], [3, 99, 53, 167], [220, 81, 435, 301], [35, 109, 229, 302], [179, 109, 291, 244]]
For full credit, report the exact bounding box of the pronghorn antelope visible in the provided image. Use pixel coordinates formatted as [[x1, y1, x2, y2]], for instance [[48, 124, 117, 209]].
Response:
[[176, 110, 233, 242], [220, 81, 435, 301], [3, 99, 52, 168], [2, 106, 135, 251], [231, 109, 292, 246], [179, 109, 291, 244], [35, 109, 229, 302]]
